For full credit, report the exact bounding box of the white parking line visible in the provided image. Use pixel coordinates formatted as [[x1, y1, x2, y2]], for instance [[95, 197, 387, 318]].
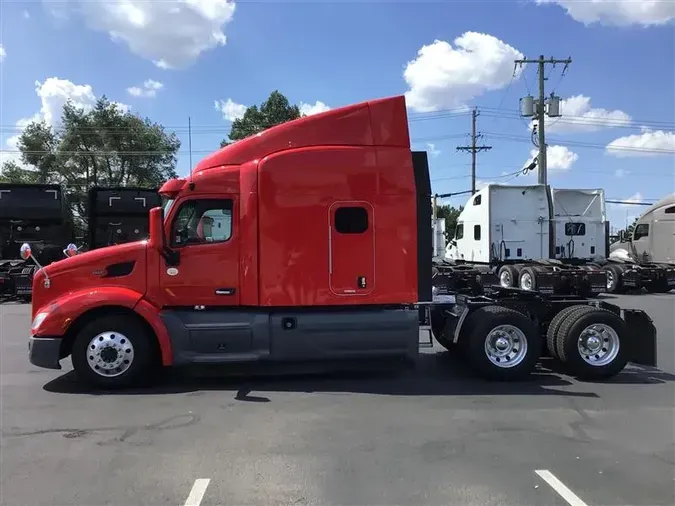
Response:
[[184, 478, 210, 506], [535, 470, 589, 506]]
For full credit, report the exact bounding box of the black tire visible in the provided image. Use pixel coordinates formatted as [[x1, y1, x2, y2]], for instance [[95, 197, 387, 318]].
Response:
[[555, 307, 629, 380], [545, 305, 589, 359], [461, 305, 541, 381], [603, 265, 624, 294], [430, 308, 453, 351], [518, 267, 539, 291], [71, 314, 157, 389], [498, 265, 518, 288]]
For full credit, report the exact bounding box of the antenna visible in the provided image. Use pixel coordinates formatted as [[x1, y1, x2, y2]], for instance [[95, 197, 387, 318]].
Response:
[[188, 116, 193, 174]]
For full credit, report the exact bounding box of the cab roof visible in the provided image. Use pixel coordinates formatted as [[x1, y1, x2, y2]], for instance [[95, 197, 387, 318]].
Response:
[[191, 95, 410, 173]]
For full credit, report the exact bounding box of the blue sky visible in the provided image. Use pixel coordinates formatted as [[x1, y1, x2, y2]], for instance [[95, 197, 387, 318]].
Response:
[[1, 0, 673, 229]]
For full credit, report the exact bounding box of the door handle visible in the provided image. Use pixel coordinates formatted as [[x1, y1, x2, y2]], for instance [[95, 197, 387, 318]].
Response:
[[215, 288, 236, 296]]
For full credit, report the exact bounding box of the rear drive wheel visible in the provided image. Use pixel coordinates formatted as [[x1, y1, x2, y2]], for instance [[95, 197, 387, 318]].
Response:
[[498, 265, 518, 288], [519, 267, 539, 291], [462, 306, 541, 381], [555, 307, 628, 380], [71, 314, 157, 389], [545, 305, 589, 359], [603, 265, 624, 294]]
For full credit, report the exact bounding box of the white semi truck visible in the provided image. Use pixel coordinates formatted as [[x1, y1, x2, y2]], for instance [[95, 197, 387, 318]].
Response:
[[604, 193, 675, 293], [443, 184, 608, 297]]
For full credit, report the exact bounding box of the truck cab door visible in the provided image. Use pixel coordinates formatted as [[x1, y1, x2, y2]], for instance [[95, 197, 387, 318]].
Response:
[[159, 197, 239, 307], [329, 202, 375, 296]]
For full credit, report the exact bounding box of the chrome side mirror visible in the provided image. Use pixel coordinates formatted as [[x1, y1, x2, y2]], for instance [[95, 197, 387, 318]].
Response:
[[19, 243, 33, 261], [63, 243, 80, 258]]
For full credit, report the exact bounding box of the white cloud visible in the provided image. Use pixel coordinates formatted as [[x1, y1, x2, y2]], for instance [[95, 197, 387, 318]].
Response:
[[536, 0, 675, 27], [214, 98, 247, 122], [23, 10, 30, 19], [526, 145, 578, 171], [33, 78, 97, 127], [0, 44, 6, 63], [61, 0, 236, 69], [403, 32, 524, 112], [426, 142, 441, 157], [300, 101, 331, 116], [606, 130, 675, 157], [2, 78, 129, 167], [127, 79, 164, 98], [615, 168, 629, 178], [542, 95, 632, 133]]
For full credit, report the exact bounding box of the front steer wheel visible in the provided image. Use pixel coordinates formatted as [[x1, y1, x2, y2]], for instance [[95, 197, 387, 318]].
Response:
[[461, 305, 541, 381], [71, 314, 158, 389]]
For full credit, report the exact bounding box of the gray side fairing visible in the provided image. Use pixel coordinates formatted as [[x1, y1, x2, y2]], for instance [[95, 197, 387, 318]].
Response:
[[160, 306, 420, 366]]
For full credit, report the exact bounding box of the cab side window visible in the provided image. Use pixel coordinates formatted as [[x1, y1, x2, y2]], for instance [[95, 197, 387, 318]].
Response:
[[171, 199, 233, 247], [633, 223, 649, 241]]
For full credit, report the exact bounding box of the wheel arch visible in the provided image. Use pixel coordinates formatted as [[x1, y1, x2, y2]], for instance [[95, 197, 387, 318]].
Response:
[[60, 305, 164, 367]]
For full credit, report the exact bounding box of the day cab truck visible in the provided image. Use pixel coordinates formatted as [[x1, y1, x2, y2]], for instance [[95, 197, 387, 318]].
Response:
[[444, 185, 608, 297], [0, 183, 70, 300], [605, 193, 675, 294], [24, 95, 657, 388]]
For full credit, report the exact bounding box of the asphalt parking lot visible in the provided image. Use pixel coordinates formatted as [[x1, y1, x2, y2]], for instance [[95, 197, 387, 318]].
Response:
[[1, 293, 674, 506]]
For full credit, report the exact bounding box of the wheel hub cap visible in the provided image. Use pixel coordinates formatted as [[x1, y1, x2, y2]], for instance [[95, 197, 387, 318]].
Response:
[[484, 325, 529, 368], [495, 336, 510, 351], [577, 324, 620, 367], [86, 331, 135, 378]]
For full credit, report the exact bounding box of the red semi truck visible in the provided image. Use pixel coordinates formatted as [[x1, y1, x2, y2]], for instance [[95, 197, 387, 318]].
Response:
[[25, 95, 657, 388]]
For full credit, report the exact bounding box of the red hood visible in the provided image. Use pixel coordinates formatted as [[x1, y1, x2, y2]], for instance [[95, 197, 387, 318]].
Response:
[[32, 241, 148, 319]]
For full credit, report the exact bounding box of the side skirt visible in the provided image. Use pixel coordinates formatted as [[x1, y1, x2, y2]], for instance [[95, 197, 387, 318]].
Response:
[[160, 306, 420, 366]]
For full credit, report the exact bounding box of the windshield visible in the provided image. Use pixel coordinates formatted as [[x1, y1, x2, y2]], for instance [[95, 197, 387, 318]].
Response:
[[162, 198, 175, 219]]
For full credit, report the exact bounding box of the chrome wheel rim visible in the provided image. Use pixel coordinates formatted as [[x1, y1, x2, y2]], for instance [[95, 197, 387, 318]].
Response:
[[86, 331, 134, 377], [520, 272, 533, 290], [499, 270, 512, 287], [606, 270, 614, 290], [577, 324, 620, 367], [484, 324, 528, 368]]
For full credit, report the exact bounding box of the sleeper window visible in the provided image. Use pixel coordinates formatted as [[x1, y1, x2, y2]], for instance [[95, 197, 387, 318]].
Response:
[[335, 206, 368, 234], [474, 225, 481, 240]]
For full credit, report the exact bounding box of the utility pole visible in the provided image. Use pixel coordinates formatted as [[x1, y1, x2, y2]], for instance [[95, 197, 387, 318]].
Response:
[[515, 55, 572, 186], [456, 107, 492, 194]]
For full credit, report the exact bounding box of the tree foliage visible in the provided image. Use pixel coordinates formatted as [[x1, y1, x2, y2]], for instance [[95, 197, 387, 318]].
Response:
[[220, 90, 302, 147], [0, 96, 180, 228], [436, 204, 463, 243]]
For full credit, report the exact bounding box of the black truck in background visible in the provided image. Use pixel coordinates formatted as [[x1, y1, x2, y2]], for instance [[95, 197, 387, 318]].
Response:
[[86, 187, 162, 249], [1, 185, 161, 301], [0, 184, 72, 300]]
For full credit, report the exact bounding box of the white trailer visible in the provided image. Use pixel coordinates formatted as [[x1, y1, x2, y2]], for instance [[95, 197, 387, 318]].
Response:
[[445, 184, 607, 296]]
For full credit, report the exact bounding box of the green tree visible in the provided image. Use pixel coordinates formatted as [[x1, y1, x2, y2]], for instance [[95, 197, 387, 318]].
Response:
[[220, 90, 302, 147], [0, 96, 180, 229], [436, 204, 463, 243], [615, 217, 638, 242]]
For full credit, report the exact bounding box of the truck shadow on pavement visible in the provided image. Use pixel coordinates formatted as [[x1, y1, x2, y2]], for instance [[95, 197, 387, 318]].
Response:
[[42, 351, 671, 399]]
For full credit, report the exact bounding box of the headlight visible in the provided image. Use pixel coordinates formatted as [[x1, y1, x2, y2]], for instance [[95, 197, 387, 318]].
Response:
[[31, 312, 49, 332]]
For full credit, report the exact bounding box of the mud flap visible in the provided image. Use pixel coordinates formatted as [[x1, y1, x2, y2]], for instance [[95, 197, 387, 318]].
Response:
[[623, 309, 657, 367]]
